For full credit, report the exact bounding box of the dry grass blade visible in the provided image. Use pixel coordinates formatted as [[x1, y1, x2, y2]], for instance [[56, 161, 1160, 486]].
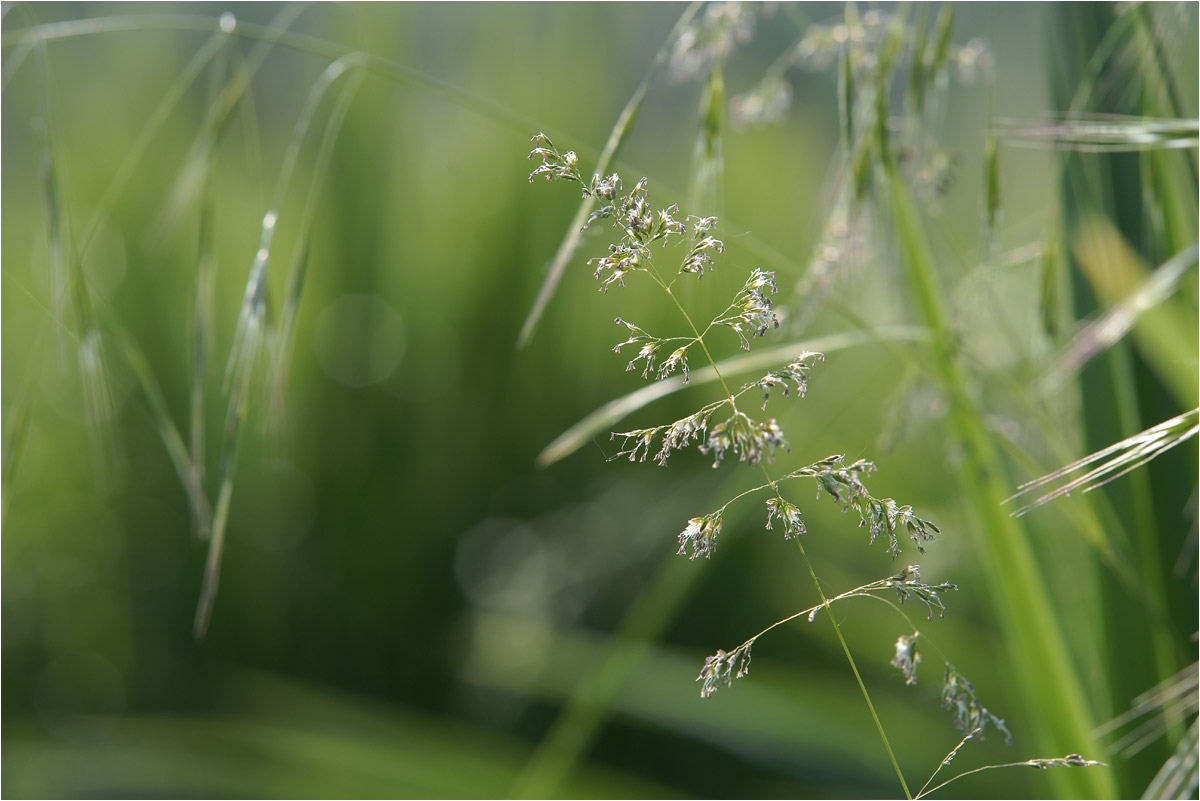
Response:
[[1006, 409, 1200, 517], [1144, 718, 1199, 800], [1094, 662, 1199, 755], [997, 114, 1200, 153], [516, 2, 703, 349]]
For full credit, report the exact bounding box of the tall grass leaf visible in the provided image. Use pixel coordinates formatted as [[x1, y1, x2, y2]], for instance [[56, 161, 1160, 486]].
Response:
[[516, 2, 703, 350], [889, 167, 1113, 797]]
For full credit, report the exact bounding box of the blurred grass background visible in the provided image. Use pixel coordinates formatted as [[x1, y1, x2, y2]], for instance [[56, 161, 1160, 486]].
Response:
[[2, 3, 1197, 798]]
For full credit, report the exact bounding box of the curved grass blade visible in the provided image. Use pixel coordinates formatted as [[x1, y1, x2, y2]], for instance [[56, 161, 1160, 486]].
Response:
[[1038, 243, 1198, 397], [537, 325, 929, 468]]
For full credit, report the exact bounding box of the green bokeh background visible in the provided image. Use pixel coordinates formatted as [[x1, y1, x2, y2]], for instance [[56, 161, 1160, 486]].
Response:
[[3, 3, 1197, 798]]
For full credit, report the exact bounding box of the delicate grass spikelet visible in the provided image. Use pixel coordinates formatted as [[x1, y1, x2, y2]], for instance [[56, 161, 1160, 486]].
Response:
[[696, 643, 752, 698], [892, 632, 921, 686], [677, 511, 723, 560], [941, 667, 1012, 743]]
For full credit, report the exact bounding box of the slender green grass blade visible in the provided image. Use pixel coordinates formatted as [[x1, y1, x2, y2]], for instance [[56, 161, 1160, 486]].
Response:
[[516, 2, 704, 350]]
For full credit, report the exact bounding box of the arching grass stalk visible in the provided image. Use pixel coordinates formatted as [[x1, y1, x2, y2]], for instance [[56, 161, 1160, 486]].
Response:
[[785, 526, 912, 799], [661, 238, 914, 798]]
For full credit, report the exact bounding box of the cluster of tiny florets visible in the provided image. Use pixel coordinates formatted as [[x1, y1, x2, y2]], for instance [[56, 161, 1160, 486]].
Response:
[[696, 643, 753, 698], [764, 497, 805, 538], [611, 318, 694, 382], [753, 351, 824, 409], [678, 511, 723, 560], [796, 456, 941, 558], [941, 668, 1012, 743], [715, 268, 780, 349], [891, 633, 922, 686]]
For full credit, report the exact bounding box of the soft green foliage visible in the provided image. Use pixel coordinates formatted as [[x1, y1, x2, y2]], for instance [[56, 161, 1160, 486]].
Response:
[[2, 3, 1195, 799]]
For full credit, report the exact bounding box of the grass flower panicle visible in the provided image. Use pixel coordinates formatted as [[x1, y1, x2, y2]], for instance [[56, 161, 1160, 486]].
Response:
[[524, 128, 1053, 794]]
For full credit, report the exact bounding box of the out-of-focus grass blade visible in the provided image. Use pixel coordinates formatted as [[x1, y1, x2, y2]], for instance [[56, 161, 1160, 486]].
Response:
[[157, 4, 308, 240], [1071, 219, 1198, 408], [189, 187, 216, 528], [1039, 242, 1197, 396], [1005, 408, 1199, 518], [107, 318, 212, 537], [195, 355, 252, 640], [1, 398, 31, 525], [516, 2, 703, 350], [687, 62, 724, 217], [74, 25, 232, 261], [537, 326, 929, 468], [2, 670, 672, 799], [1144, 718, 1199, 799], [997, 115, 1200, 153], [1095, 661, 1198, 756], [270, 71, 365, 429]]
